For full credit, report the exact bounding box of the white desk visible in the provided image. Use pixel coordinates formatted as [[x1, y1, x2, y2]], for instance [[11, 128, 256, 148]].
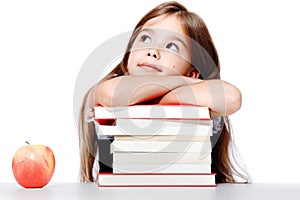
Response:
[[0, 183, 299, 200]]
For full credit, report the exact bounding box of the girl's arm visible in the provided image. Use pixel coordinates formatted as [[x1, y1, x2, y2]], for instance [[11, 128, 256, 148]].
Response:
[[94, 75, 201, 107], [158, 79, 242, 117]]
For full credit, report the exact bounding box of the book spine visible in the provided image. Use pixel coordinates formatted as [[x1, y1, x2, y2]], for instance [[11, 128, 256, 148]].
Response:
[[96, 123, 213, 136], [111, 141, 211, 153], [112, 163, 211, 174], [114, 136, 210, 142], [113, 152, 211, 164]]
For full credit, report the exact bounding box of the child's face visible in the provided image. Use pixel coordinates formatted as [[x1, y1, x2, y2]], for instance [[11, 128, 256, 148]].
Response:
[[127, 15, 192, 76]]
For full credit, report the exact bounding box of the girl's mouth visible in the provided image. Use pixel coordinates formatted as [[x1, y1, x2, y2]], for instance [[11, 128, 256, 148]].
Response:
[[138, 63, 162, 72]]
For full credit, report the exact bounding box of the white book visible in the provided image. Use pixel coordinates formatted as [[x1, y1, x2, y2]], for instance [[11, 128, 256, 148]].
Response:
[[116, 118, 212, 127], [113, 152, 211, 164], [114, 118, 212, 135], [114, 135, 210, 142], [98, 172, 216, 187], [94, 105, 210, 120], [96, 122, 213, 137], [113, 163, 211, 174], [111, 141, 211, 153]]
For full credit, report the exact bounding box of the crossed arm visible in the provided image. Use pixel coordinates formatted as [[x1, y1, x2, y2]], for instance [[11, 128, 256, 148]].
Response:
[[94, 75, 241, 117]]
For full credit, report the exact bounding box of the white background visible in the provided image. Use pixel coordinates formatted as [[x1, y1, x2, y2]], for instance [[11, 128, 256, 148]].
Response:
[[0, 0, 299, 183]]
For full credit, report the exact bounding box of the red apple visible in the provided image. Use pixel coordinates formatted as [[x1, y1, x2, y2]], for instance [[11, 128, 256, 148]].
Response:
[[12, 142, 55, 188]]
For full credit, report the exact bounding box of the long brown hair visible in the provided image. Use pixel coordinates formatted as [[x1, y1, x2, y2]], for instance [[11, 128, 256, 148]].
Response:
[[78, 1, 250, 183]]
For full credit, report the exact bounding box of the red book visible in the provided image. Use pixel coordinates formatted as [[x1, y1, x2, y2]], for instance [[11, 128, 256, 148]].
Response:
[[98, 172, 216, 187]]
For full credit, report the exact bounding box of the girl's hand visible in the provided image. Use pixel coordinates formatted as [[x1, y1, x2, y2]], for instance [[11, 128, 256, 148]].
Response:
[[159, 79, 242, 117]]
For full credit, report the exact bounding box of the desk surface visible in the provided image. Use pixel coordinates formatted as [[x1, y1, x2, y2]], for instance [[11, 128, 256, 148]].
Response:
[[0, 183, 300, 200]]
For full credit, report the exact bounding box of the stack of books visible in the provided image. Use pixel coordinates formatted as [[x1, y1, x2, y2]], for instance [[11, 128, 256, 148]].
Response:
[[95, 105, 216, 187]]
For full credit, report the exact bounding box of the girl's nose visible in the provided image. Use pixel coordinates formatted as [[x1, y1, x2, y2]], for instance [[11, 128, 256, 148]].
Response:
[[147, 49, 160, 59]]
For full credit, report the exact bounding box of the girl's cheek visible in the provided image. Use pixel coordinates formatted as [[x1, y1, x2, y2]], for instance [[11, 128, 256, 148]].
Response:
[[127, 53, 137, 65]]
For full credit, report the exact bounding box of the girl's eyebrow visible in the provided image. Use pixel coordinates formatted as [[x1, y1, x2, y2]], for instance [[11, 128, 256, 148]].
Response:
[[139, 28, 154, 34]]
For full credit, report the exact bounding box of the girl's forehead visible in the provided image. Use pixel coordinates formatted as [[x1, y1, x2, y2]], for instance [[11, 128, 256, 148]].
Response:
[[143, 15, 186, 35]]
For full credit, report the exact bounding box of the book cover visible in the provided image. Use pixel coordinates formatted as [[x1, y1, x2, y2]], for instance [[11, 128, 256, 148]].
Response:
[[94, 105, 211, 120], [98, 172, 216, 187]]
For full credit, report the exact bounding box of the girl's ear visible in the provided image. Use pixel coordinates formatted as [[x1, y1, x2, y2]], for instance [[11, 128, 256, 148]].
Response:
[[187, 67, 200, 79]]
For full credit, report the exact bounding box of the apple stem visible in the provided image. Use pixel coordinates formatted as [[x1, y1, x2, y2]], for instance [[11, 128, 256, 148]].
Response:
[[26, 141, 30, 145]]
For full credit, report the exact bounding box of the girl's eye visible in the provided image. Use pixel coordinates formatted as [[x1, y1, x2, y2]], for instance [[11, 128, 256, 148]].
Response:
[[140, 35, 151, 44], [166, 43, 179, 52]]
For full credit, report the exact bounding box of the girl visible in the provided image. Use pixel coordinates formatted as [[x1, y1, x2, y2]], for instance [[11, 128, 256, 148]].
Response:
[[78, 1, 250, 183]]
